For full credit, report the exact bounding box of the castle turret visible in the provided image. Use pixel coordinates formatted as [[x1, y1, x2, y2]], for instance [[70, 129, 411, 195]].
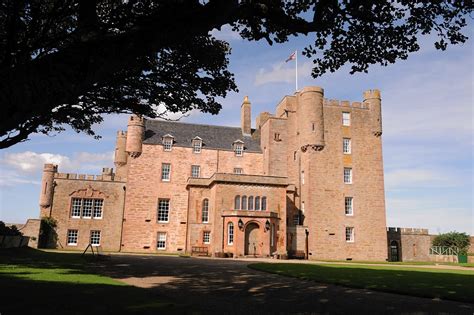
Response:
[[39, 164, 57, 209], [114, 131, 128, 165], [125, 115, 145, 158], [297, 86, 325, 151], [241, 96, 252, 136], [363, 89, 382, 136]]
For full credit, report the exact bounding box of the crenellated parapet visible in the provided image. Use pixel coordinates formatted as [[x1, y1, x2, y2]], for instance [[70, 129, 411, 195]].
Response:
[[323, 99, 368, 109], [297, 86, 325, 152], [126, 115, 145, 158]]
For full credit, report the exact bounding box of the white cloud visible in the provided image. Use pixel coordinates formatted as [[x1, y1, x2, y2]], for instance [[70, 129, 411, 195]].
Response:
[[385, 168, 460, 190], [210, 25, 242, 41], [2, 152, 71, 174], [254, 61, 313, 86]]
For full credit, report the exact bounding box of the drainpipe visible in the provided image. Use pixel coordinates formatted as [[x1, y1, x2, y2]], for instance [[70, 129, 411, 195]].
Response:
[[184, 187, 191, 254], [118, 185, 126, 252]]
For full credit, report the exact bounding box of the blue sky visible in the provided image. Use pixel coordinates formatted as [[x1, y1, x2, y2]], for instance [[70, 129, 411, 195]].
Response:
[[1, 26, 472, 235]]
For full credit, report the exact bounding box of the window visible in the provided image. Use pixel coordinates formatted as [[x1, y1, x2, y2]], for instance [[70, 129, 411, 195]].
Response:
[[71, 198, 82, 218], [202, 199, 209, 223], [192, 138, 202, 153], [71, 198, 104, 219], [274, 133, 280, 141], [67, 230, 78, 246], [157, 232, 166, 249], [344, 168, 352, 184], [261, 197, 267, 211], [301, 201, 305, 213], [203, 231, 211, 244], [157, 199, 170, 222], [93, 199, 103, 218], [255, 197, 261, 210], [293, 151, 297, 161], [234, 196, 241, 210], [163, 136, 173, 151], [234, 143, 244, 156], [293, 214, 300, 226], [228, 223, 234, 245], [342, 112, 351, 126], [345, 227, 354, 242], [234, 168, 243, 174], [343, 138, 351, 154], [82, 199, 93, 218], [90, 230, 101, 246], [301, 170, 305, 185], [191, 165, 200, 178], [161, 163, 171, 181], [345, 197, 353, 215], [248, 196, 254, 210], [241, 196, 248, 210]]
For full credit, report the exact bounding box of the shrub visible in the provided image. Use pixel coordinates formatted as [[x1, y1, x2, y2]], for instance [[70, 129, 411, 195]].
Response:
[[0, 221, 23, 236], [432, 231, 470, 254]]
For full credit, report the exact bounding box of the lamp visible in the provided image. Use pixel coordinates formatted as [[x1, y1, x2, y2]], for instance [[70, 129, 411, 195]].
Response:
[[238, 219, 244, 230], [265, 220, 271, 231]]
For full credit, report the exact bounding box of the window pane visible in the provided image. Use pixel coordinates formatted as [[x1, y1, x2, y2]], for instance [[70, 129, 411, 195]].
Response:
[[157, 199, 170, 222], [234, 168, 243, 174], [261, 197, 267, 211], [228, 223, 234, 245], [345, 197, 353, 215], [241, 196, 248, 210], [203, 231, 211, 244], [93, 199, 103, 218], [343, 138, 351, 154], [71, 198, 82, 218], [157, 232, 167, 249], [255, 197, 260, 210], [67, 230, 78, 245], [82, 199, 93, 218], [342, 112, 351, 126], [193, 140, 202, 153], [90, 230, 101, 246], [248, 196, 254, 210], [162, 163, 171, 181], [344, 168, 352, 184], [234, 196, 240, 210], [202, 199, 209, 223], [346, 227, 354, 242], [163, 138, 173, 151]]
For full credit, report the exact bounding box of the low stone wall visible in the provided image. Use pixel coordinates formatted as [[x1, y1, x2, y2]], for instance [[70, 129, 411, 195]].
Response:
[[0, 235, 30, 249], [428, 254, 458, 263]]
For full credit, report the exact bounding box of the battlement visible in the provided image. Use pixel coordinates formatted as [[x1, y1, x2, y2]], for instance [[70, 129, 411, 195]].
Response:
[[54, 172, 124, 182], [387, 227, 429, 235], [323, 98, 368, 109], [117, 130, 127, 137]]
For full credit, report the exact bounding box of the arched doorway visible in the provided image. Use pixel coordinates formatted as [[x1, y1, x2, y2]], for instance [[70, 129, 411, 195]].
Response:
[[245, 223, 260, 256], [390, 240, 399, 261]]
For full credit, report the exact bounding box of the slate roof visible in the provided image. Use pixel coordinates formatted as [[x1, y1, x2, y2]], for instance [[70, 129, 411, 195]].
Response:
[[143, 120, 262, 152]]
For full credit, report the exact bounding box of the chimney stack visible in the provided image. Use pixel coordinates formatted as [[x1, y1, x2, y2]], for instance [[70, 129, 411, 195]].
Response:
[[241, 96, 251, 136]]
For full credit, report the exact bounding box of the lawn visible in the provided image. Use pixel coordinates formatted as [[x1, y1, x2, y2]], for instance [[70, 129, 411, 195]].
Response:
[[319, 259, 474, 268], [249, 263, 474, 303], [0, 248, 179, 314]]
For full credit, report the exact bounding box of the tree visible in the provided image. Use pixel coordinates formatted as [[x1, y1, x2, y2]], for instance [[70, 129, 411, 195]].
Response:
[[0, 1, 472, 148], [432, 231, 471, 254]]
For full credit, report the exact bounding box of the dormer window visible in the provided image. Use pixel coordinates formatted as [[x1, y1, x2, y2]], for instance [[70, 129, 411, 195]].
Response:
[[192, 137, 202, 154], [162, 134, 174, 151], [233, 140, 244, 156]]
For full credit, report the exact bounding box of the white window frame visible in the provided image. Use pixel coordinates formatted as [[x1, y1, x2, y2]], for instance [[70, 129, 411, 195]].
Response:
[[67, 229, 78, 246], [71, 198, 82, 218], [157, 232, 167, 250], [241, 196, 248, 210], [342, 112, 351, 126], [255, 196, 261, 211], [163, 136, 173, 151], [233, 167, 243, 174], [344, 168, 352, 184], [234, 195, 241, 210], [248, 196, 254, 211], [90, 230, 101, 246], [161, 163, 171, 181], [157, 199, 170, 223], [203, 231, 211, 244], [345, 197, 353, 216], [191, 165, 201, 178], [234, 142, 244, 156], [345, 227, 355, 242], [261, 196, 267, 211], [82, 199, 93, 219], [228, 222, 234, 245], [192, 138, 202, 153], [202, 199, 209, 223], [93, 199, 103, 219], [343, 138, 351, 154]]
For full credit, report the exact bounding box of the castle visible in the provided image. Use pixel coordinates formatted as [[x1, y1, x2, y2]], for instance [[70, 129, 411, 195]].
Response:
[[39, 86, 388, 261]]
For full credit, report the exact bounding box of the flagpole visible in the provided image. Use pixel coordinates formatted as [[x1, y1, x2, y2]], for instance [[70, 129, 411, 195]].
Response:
[[295, 50, 298, 91]]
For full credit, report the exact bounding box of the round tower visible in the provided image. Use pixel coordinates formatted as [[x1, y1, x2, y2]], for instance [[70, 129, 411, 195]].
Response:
[[114, 131, 128, 166], [297, 86, 325, 151], [39, 163, 57, 208], [125, 115, 145, 158], [363, 89, 382, 136]]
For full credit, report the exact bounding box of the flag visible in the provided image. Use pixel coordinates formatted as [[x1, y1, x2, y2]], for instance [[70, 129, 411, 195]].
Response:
[[285, 51, 296, 62]]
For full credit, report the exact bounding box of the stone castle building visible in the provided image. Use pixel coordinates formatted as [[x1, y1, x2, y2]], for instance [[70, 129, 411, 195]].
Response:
[[39, 86, 388, 261]]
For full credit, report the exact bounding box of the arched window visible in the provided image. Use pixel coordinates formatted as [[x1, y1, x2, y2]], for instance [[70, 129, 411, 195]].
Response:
[[228, 222, 234, 245], [202, 199, 209, 223], [261, 197, 267, 211], [255, 197, 261, 211], [241, 196, 248, 210], [234, 196, 240, 210], [248, 196, 254, 210]]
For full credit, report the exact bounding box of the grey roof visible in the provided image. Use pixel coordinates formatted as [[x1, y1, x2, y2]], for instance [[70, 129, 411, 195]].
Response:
[[143, 120, 262, 152]]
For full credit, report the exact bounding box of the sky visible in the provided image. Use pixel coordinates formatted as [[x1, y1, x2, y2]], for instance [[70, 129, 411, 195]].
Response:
[[0, 25, 473, 235]]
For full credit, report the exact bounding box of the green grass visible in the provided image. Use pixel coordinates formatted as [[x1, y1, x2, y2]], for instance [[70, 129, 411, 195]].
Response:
[[318, 259, 474, 268], [249, 263, 474, 303], [0, 248, 180, 314]]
